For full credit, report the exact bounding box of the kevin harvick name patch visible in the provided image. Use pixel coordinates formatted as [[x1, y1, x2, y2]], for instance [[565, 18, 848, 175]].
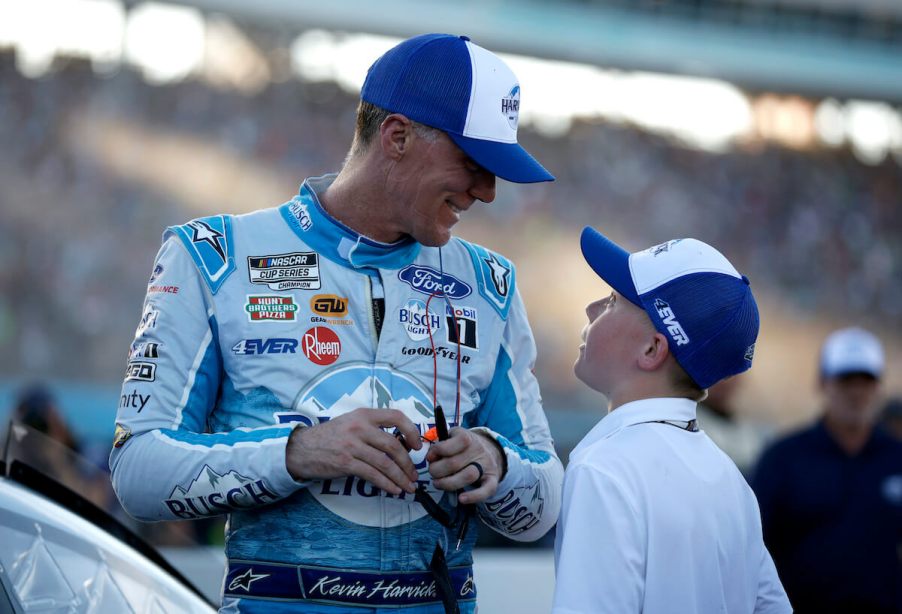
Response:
[[248, 252, 321, 290]]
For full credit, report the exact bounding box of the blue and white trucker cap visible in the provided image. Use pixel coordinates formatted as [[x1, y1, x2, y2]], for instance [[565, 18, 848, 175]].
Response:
[[361, 33, 554, 184], [820, 327, 884, 379], [580, 227, 760, 390]]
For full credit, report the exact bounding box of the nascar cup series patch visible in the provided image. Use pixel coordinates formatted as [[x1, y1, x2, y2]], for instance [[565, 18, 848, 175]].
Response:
[[248, 252, 321, 291]]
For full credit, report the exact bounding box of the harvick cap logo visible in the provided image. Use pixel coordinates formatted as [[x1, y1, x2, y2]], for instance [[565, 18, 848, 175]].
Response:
[[502, 84, 520, 130], [302, 327, 341, 365], [246, 296, 298, 321], [398, 265, 471, 300], [248, 252, 321, 291]]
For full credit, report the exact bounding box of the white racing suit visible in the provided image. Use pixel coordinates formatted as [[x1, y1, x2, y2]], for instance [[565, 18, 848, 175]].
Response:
[[110, 174, 563, 613]]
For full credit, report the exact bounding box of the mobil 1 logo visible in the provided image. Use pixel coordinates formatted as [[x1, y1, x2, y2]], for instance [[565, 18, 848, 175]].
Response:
[[445, 305, 477, 350], [248, 252, 321, 291]]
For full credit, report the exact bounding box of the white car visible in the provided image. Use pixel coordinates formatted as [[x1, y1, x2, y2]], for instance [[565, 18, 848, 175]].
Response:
[[0, 423, 216, 613]]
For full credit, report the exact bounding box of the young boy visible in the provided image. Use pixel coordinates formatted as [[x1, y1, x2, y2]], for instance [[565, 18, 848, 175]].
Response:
[[552, 227, 791, 614]]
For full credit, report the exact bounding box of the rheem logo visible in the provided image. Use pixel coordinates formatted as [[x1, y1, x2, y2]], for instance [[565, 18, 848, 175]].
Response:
[[302, 327, 341, 365]]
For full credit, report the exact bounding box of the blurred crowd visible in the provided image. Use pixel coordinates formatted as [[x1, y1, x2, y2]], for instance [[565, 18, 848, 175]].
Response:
[[1, 52, 900, 388]]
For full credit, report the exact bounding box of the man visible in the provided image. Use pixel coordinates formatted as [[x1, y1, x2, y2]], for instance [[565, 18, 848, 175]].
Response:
[[110, 34, 563, 613], [753, 327, 902, 613], [552, 229, 790, 614]]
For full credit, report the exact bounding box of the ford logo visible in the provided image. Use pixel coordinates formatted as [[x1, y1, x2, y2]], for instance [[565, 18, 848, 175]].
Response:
[[398, 265, 472, 300]]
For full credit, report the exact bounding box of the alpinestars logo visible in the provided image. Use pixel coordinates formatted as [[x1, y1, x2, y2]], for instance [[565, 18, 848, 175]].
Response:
[[650, 239, 683, 256], [188, 220, 226, 261], [654, 299, 690, 346], [744, 343, 756, 362], [229, 568, 270, 592], [483, 253, 511, 297]]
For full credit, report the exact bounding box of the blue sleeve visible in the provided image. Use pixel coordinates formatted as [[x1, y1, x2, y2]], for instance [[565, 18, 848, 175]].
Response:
[[463, 288, 563, 542], [109, 237, 304, 522]]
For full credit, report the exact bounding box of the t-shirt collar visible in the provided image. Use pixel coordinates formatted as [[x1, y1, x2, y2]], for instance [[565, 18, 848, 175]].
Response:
[[573, 397, 699, 458]]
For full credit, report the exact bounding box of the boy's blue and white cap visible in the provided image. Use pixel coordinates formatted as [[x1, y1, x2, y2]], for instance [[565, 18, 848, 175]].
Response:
[[580, 227, 760, 390], [820, 327, 883, 379], [361, 33, 554, 184]]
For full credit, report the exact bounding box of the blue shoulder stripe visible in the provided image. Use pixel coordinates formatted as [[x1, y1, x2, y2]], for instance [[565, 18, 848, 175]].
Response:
[[460, 241, 515, 319], [166, 215, 236, 294], [161, 426, 291, 448]]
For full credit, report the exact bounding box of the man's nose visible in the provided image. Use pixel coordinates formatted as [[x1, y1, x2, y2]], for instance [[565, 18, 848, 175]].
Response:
[[469, 170, 496, 203]]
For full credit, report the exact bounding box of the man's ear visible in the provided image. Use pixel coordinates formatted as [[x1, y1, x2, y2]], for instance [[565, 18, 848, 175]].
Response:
[[380, 114, 414, 161], [638, 331, 670, 373]]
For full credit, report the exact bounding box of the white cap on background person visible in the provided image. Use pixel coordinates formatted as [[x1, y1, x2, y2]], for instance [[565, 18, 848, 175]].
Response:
[[820, 327, 884, 379]]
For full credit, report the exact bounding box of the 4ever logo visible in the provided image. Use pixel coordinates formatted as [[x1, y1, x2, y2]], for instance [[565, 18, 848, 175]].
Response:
[[653, 299, 690, 346]]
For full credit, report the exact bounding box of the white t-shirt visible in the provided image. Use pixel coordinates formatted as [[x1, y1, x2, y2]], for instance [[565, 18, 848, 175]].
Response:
[[553, 397, 791, 614]]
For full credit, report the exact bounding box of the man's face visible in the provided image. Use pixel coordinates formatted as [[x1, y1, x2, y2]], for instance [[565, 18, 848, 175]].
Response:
[[822, 373, 882, 428], [574, 290, 652, 395], [389, 131, 496, 247]]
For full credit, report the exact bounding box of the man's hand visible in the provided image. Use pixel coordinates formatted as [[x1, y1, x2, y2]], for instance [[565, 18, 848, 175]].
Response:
[[426, 428, 506, 504], [285, 408, 422, 496]]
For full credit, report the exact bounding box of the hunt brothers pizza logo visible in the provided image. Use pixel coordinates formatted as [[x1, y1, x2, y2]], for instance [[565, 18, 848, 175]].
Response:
[[245, 295, 298, 321], [302, 327, 341, 365]]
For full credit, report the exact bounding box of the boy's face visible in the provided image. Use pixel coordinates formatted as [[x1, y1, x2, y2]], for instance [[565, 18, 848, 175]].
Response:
[[575, 290, 654, 395]]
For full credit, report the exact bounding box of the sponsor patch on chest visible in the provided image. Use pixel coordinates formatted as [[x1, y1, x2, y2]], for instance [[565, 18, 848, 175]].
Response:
[[248, 252, 321, 290], [245, 295, 298, 321]]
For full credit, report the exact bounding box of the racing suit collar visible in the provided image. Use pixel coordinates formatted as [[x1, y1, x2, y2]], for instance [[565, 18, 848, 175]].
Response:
[[280, 174, 422, 271]]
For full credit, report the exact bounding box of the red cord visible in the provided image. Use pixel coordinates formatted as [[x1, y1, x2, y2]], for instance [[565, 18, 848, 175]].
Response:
[[425, 292, 440, 410], [424, 292, 464, 427]]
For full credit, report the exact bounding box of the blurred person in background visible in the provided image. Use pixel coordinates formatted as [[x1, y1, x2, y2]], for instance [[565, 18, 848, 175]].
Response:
[[11, 383, 81, 454], [695, 374, 770, 478], [753, 327, 902, 614], [8, 384, 84, 489], [553, 230, 789, 614], [109, 33, 562, 614], [881, 397, 902, 441]]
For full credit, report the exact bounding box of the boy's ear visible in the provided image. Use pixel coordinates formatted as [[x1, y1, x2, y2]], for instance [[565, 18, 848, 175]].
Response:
[[638, 331, 670, 373]]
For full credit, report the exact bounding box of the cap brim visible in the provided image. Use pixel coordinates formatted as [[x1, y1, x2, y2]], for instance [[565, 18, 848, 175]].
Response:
[[448, 133, 554, 183], [580, 227, 640, 305]]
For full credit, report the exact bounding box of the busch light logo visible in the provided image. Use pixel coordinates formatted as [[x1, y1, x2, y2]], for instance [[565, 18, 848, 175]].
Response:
[[399, 299, 441, 341], [501, 84, 520, 130], [165, 465, 278, 520], [398, 265, 471, 300], [283, 363, 446, 527], [288, 200, 313, 231]]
